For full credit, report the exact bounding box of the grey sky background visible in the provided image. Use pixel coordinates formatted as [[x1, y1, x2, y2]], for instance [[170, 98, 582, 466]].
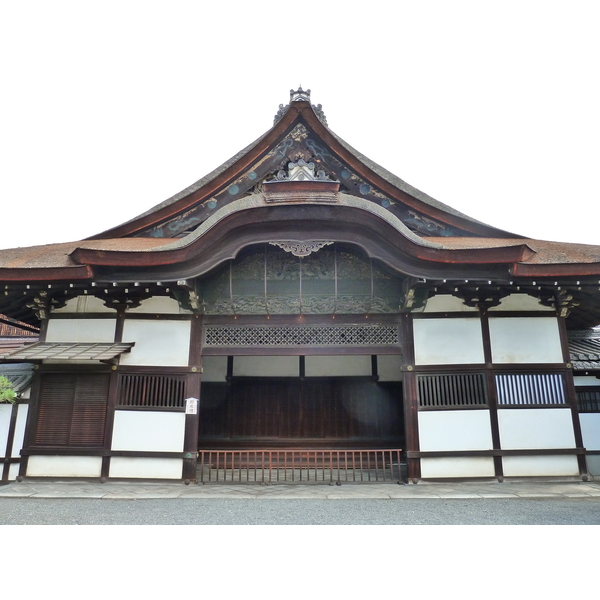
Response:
[[1, 1, 598, 249]]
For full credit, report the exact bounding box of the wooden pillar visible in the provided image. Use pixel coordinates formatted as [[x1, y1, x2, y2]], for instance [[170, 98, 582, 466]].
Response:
[[1, 402, 20, 481], [557, 314, 588, 478], [479, 308, 504, 481], [101, 306, 126, 480], [182, 314, 203, 483], [401, 313, 421, 483], [17, 314, 48, 480]]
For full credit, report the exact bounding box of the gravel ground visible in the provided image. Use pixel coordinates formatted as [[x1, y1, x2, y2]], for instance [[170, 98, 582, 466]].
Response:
[[1, 496, 599, 525]]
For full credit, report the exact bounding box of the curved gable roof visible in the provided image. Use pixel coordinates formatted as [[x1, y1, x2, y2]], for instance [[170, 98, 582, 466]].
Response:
[[89, 95, 521, 241]]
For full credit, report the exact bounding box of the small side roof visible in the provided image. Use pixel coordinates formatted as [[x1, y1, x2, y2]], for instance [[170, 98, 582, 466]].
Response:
[[1, 342, 134, 362]]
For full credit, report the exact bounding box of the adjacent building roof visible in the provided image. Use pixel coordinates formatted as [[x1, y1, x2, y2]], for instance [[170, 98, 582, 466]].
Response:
[[0, 363, 35, 393], [569, 331, 600, 371]]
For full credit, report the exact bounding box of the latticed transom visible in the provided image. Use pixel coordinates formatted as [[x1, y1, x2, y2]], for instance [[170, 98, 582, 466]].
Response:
[[203, 324, 400, 347], [417, 373, 488, 408], [495, 373, 566, 406], [118, 374, 186, 409]]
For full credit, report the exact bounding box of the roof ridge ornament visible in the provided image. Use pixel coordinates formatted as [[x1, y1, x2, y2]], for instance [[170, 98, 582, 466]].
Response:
[[274, 87, 328, 126], [290, 86, 311, 102]]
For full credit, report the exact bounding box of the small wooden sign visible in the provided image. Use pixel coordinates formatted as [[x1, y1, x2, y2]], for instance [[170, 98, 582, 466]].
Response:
[[185, 397, 198, 415]]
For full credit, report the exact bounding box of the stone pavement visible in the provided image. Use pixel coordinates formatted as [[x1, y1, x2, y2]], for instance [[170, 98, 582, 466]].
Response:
[[1, 478, 600, 500]]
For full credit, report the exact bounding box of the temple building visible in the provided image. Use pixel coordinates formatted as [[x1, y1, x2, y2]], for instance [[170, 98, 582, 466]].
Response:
[[1, 88, 600, 484]]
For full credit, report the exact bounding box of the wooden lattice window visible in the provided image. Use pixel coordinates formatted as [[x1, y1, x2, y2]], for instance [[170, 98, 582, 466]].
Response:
[[417, 373, 488, 408], [576, 387, 600, 412], [495, 373, 566, 406], [35, 373, 109, 447], [118, 374, 186, 409]]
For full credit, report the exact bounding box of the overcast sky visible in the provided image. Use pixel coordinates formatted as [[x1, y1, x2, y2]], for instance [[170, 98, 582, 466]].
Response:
[[1, 1, 598, 250]]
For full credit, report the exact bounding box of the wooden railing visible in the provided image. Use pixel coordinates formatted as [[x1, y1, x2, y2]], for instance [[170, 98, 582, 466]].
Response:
[[197, 449, 402, 484]]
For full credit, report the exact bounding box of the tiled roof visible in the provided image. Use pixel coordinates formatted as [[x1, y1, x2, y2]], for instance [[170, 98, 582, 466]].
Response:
[[569, 332, 600, 371], [422, 238, 600, 265], [0, 363, 35, 393], [0, 317, 38, 337], [0, 238, 174, 270]]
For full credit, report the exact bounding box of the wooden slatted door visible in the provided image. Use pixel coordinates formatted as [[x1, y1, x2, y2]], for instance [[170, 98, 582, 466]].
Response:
[[36, 373, 109, 447], [198, 377, 404, 448]]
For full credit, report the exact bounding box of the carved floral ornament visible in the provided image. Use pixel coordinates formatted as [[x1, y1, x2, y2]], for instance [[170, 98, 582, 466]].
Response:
[[269, 240, 334, 257]]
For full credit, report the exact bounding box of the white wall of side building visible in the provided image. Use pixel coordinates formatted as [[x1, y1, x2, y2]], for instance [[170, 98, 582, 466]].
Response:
[[572, 376, 600, 476], [488, 294, 555, 312], [202, 355, 228, 382], [488, 317, 563, 364], [46, 318, 116, 342], [119, 319, 191, 366], [109, 457, 183, 479], [127, 296, 187, 314], [111, 411, 185, 452], [413, 317, 485, 365], [27, 456, 103, 478], [52, 295, 115, 314], [0, 404, 12, 458], [305, 355, 372, 377], [377, 355, 403, 381], [1, 403, 29, 480], [418, 409, 495, 478], [109, 410, 186, 479], [422, 294, 478, 313], [498, 408, 579, 477], [233, 355, 299, 377]]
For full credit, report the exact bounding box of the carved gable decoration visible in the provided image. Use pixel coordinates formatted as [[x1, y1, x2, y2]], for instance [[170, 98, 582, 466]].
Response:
[[195, 243, 407, 316]]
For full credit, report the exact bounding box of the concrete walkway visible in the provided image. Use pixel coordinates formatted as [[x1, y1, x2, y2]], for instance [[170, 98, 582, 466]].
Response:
[[1, 478, 600, 499]]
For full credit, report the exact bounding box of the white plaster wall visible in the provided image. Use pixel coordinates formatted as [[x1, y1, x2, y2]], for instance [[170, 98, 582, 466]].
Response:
[[46, 318, 116, 342], [421, 457, 495, 478], [119, 319, 191, 366], [585, 455, 600, 477], [111, 410, 185, 452], [580, 414, 600, 450], [305, 355, 371, 377], [109, 457, 183, 479], [502, 455, 579, 477], [234, 355, 299, 377], [423, 294, 478, 313], [27, 455, 103, 477], [489, 294, 554, 312], [202, 356, 228, 382], [0, 404, 11, 458], [8, 463, 20, 480], [377, 355, 403, 382], [489, 317, 563, 364], [498, 408, 575, 449], [11, 404, 28, 457], [128, 296, 184, 314], [574, 376, 600, 387], [413, 318, 484, 365], [53, 295, 114, 314], [418, 409, 493, 451], [0, 405, 27, 479]]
